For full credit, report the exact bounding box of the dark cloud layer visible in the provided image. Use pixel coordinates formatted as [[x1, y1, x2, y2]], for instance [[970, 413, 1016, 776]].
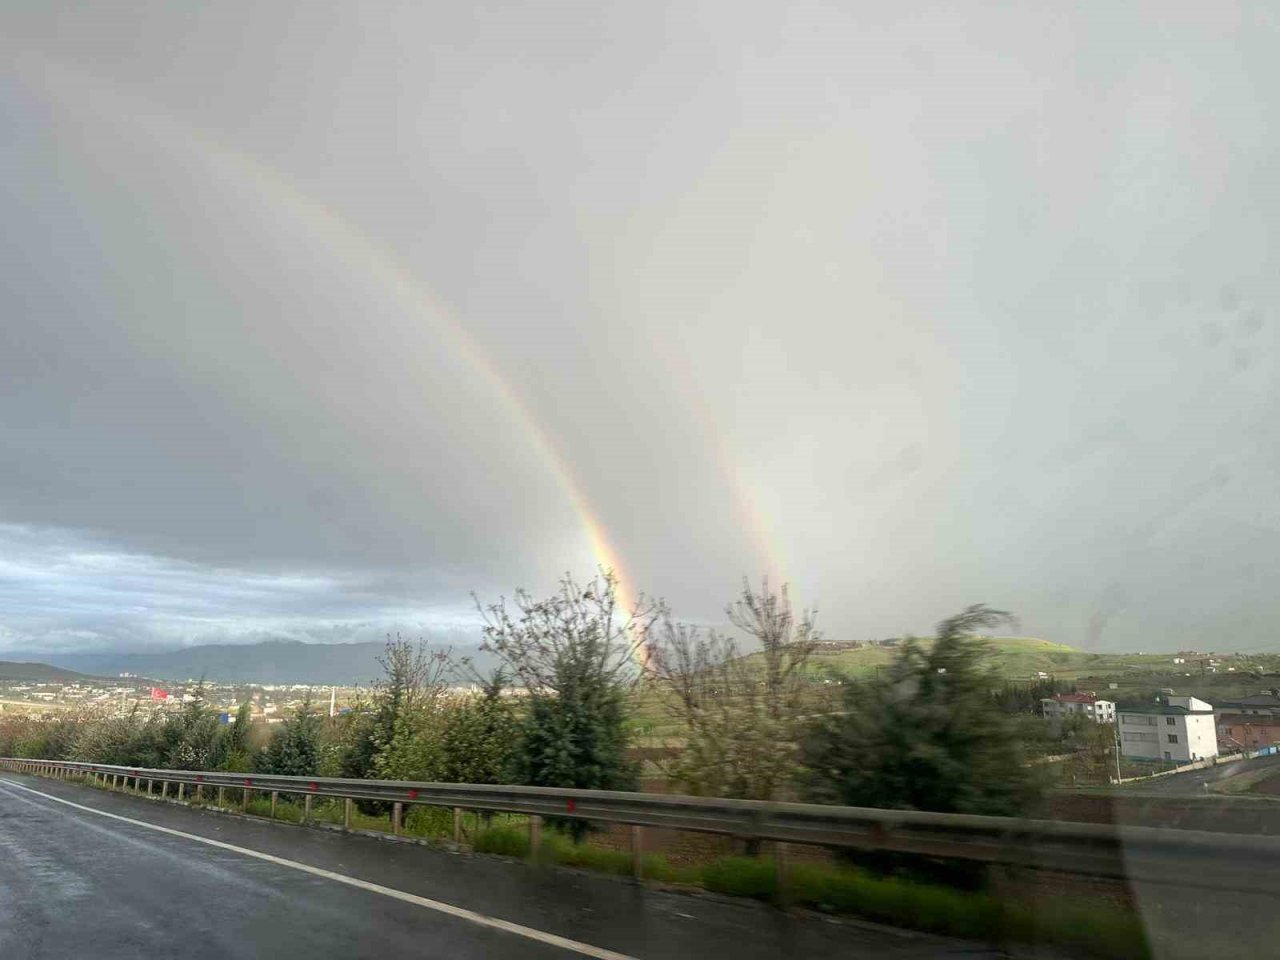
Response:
[[2, 2, 1279, 653]]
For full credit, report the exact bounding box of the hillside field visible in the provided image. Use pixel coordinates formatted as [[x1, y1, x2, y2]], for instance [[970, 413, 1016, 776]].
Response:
[[627, 637, 1280, 740]]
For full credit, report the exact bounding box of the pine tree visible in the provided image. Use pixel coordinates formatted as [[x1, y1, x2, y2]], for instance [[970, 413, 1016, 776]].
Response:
[[802, 605, 1045, 817], [258, 694, 322, 777]]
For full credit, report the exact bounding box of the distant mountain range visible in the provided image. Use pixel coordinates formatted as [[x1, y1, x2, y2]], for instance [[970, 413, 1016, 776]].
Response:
[[24, 639, 494, 686]]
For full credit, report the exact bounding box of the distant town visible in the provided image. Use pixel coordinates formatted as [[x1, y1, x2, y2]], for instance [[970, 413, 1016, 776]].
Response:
[[0, 674, 362, 725]]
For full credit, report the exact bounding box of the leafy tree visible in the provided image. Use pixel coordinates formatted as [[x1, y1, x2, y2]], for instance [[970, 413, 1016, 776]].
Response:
[[337, 702, 380, 781], [258, 693, 323, 776], [372, 702, 445, 782], [990, 678, 1075, 715], [1, 712, 91, 760], [215, 700, 255, 772], [72, 706, 163, 766], [439, 670, 519, 784], [162, 687, 222, 770], [1059, 716, 1120, 786], [476, 570, 656, 836], [336, 635, 451, 786], [368, 637, 452, 782], [801, 604, 1044, 818], [649, 578, 820, 801]]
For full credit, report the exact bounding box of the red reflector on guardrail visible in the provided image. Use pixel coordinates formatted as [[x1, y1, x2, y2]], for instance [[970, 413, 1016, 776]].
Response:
[[244, 779, 253, 787], [309, 782, 318, 792], [567, 799, 576, 812], [408, 789, 419, 799]]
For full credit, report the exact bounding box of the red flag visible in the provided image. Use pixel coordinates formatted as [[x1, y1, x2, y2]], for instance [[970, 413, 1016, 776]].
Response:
[[150, 687, 169, 700]]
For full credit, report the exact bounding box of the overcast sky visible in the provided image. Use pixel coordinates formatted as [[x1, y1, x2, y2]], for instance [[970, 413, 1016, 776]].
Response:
[[2, 1, 1279, 654]]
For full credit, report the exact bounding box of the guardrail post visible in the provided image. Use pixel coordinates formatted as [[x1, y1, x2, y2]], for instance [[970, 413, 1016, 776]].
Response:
[[271, 791, 279, 819], [177, 783, 185, 802], [195, 783, 204, 803], [344, 798, 353, 830], [304, 793, 313, 822], [453, 807, 463, 845], [774, 842, 791, 905], [219, 787, 227, 808], [529, 815, 543, 861], [111, 774, 119, 790], [147, 779, 153, 797], [392, 802, 403, 836], [631, 825, 644, 880], [243, 787, 251, 812], [161, 780, 169, 799]]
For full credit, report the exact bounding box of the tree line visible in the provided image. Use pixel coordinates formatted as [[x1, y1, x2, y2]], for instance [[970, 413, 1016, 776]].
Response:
[[0, 572, 1058, 819]]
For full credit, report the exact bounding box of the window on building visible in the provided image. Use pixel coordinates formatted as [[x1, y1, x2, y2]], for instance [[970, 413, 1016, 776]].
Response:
[[1166, 717, 1176, 725], [1167, 734, 1179, 743]]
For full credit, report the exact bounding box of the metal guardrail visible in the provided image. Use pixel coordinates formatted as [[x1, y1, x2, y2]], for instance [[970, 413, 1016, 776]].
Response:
[[2, 757, 1276, 893]]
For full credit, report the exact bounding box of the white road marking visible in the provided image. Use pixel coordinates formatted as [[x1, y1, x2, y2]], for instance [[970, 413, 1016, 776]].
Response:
[[0, 777, 639, 960]]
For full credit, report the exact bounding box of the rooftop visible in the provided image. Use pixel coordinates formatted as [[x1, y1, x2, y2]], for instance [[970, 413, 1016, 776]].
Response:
[[1218, 694, 1280, 708], [1217, 713, 1280, 726], [1048, 692, 1105, 704], [1118, 703, 1214, 716]]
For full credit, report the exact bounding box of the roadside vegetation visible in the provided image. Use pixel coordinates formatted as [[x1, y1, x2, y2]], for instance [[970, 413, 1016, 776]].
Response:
[[1, 569, 1151, 957]]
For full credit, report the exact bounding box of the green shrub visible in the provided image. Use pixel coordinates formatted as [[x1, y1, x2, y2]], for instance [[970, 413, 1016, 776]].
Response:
[[472, 825, 530, 858], [1005, 900, 1150, 960], [404, 805, 455, 839], [701, 856, 777, 899]]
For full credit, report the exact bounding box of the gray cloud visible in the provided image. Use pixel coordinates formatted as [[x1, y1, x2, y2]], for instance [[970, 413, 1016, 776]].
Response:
[[2, 1, 1279, 652]]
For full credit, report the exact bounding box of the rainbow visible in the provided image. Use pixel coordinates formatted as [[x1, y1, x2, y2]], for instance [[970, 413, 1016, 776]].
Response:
[[12, 52, 782, 658]]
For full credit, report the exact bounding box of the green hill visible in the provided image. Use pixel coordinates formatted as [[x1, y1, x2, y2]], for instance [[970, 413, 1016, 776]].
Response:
[[799, 635, 1088, 680], [805, 636, 1280, 701], [630, 637, 1280, 739], [0, 661, 99, 683]]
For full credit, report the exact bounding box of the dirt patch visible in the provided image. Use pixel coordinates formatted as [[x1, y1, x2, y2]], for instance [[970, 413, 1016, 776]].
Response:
[[1249, 771, 1280, 796]]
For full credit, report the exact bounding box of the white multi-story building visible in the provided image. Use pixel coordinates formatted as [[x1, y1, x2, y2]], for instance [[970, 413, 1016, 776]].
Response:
[[1041, 692, 1116, 723], [1118, 696, 1217, 763]]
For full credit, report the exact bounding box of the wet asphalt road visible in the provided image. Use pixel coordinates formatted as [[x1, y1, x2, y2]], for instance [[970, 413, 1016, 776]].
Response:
[[0, 773, 989, 960]]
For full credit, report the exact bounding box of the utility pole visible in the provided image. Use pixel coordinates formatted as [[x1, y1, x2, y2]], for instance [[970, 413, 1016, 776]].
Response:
[[1113, 724, 1122, 783]]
